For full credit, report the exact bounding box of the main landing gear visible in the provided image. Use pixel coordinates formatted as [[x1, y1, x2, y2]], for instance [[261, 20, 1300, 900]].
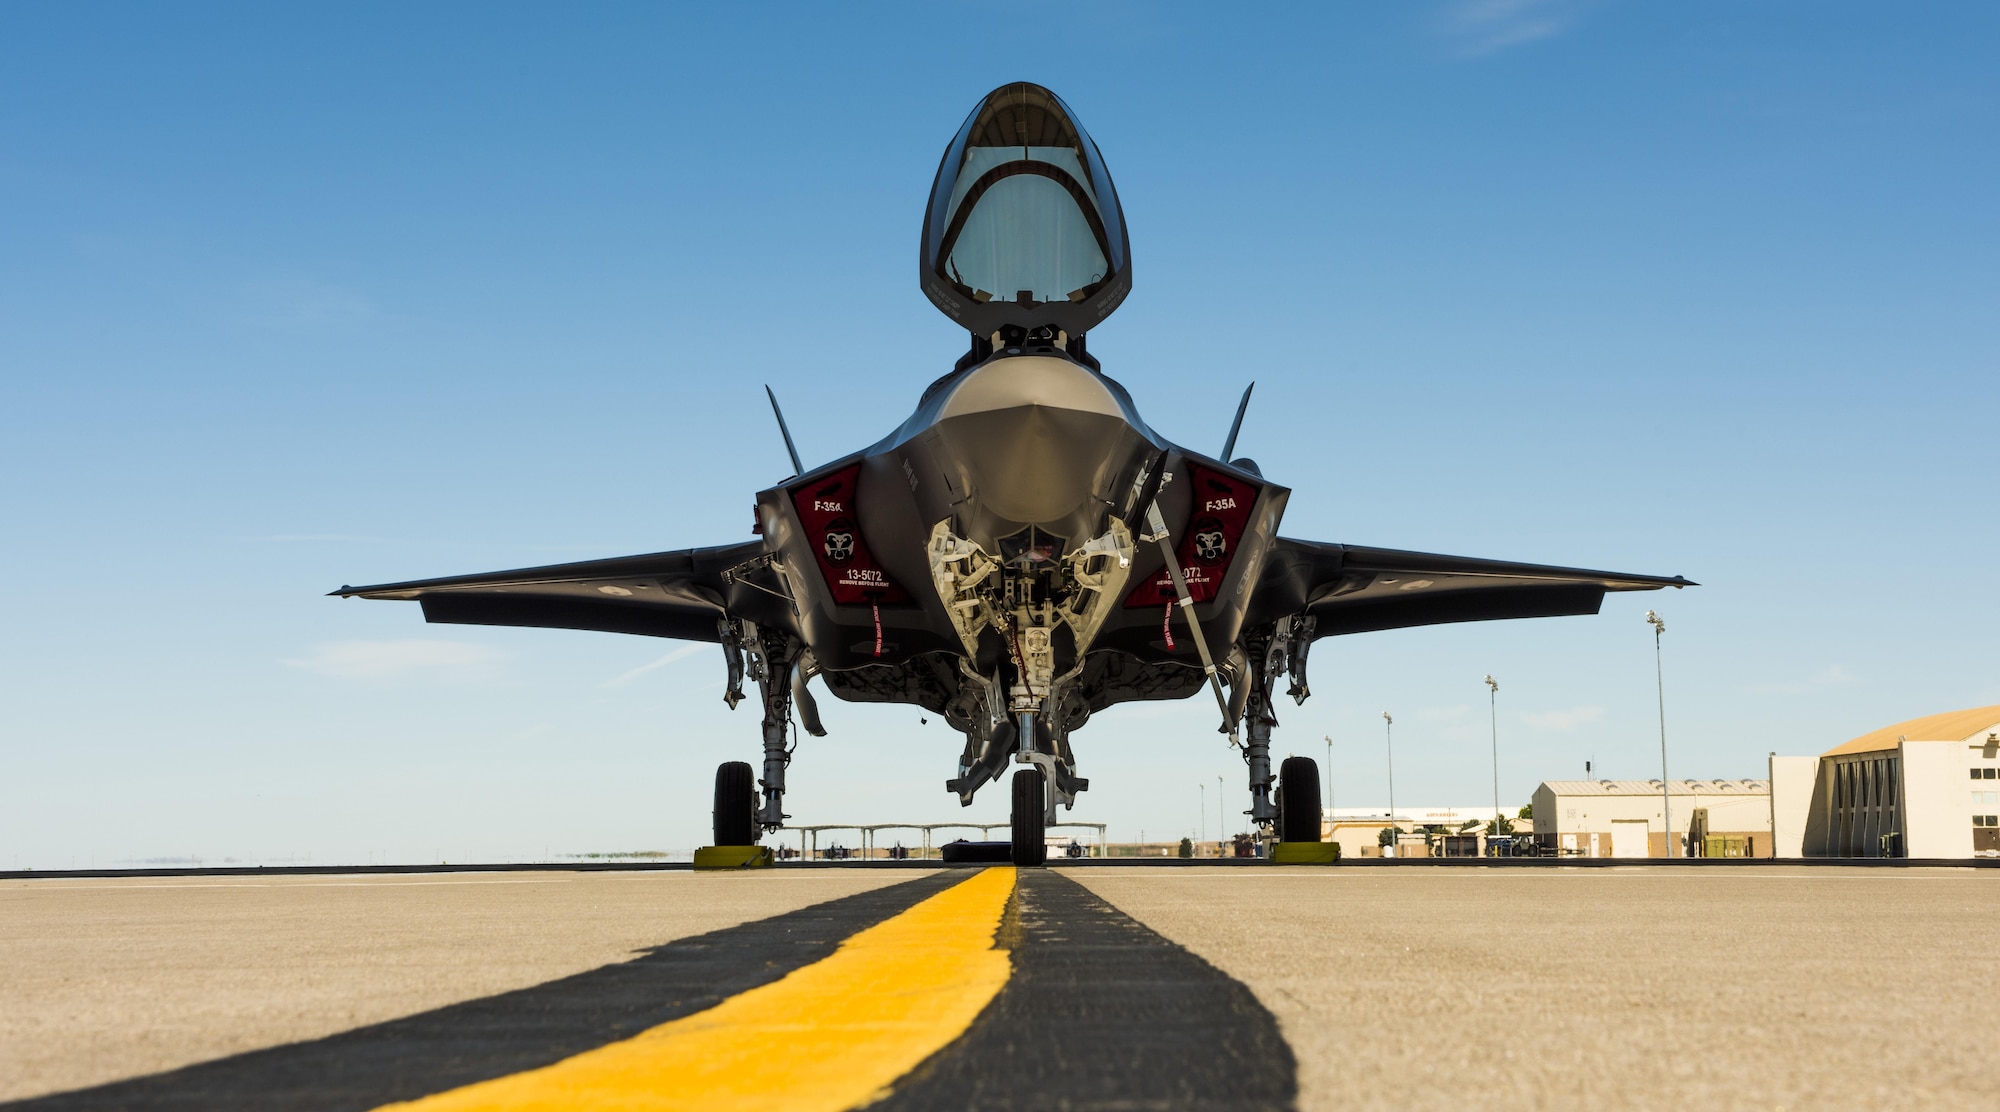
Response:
[[1276, 755, 1321, 844], [1239, 615, 1326, 849], [714, 618, 816, 849], [714, 760, 756, 846]]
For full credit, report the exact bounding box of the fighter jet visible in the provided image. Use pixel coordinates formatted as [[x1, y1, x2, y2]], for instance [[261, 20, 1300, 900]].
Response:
[[335, 82, 1691, 866]]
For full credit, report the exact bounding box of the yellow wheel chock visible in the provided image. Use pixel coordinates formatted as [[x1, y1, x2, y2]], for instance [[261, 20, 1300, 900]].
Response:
[[693, 845, 776, 870]]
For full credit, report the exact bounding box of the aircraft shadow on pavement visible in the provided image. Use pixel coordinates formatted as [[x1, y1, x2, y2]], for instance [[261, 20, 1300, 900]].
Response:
[[8, 869, 1297, 1112], [877, 870, 1297, 1112], [5, 875, 961, 1112]]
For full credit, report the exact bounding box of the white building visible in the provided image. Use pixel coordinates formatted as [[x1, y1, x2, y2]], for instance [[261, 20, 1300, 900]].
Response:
[[1531, 779, 1772, 858], [1776, 705, 2000, 859]]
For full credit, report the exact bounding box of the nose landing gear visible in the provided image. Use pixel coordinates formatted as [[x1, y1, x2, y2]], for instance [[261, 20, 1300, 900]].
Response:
[[1009, 705, 1089, 866], [1010, 767, 1047, 866]]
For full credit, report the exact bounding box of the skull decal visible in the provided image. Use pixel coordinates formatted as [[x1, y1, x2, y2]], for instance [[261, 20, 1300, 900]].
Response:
[[1192, 516, 1227, 563], [823, 520, 856, 563]]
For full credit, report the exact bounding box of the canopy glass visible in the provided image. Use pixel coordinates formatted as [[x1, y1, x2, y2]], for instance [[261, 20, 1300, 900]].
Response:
[[920, 84, 1131, 335]]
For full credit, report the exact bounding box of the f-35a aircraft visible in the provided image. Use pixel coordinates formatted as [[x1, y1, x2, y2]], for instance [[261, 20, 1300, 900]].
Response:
[[336, 83, 1690, 865]]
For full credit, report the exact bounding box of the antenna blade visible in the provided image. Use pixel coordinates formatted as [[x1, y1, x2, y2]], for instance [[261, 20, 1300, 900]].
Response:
[[765, 385, 804, 477], [1220, 381, 1255, 461]]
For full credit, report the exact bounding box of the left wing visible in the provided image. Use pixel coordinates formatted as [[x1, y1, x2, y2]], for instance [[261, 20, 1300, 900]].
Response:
[[1258, 538, 1692, 637], [331, 540, 777, 642]]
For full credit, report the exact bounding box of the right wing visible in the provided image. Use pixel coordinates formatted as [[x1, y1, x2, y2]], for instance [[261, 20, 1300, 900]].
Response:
[[331, 540, 779, 642], [1261, 538, 1693, 637]]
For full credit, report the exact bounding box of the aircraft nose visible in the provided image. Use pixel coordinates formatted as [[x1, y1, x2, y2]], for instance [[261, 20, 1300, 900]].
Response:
[[938, 354, 1124, 424], [934, 355, 1136, 532]]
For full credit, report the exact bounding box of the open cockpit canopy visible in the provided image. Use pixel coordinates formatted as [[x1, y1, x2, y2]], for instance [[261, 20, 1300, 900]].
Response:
[[920, 83, 1131, 338]]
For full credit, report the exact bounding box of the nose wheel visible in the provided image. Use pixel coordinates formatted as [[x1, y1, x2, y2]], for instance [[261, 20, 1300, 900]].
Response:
[[1010, 768, 1048, 866]]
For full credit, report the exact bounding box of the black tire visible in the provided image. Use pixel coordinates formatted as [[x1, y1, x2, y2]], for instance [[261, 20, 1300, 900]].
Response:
[[713, 761, 756, 846], [1010, 768, 1048, 867], [1278, 756, 1322, 843]]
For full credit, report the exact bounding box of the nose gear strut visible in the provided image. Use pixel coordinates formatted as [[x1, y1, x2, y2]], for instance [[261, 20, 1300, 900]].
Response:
[[928, 517, 1130, 814]]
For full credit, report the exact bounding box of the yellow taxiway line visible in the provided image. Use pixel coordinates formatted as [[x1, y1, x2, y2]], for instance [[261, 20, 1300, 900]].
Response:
[[375, 866, 1016, 1112]]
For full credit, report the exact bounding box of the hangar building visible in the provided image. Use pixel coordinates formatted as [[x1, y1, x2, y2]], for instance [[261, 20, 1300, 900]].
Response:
[[1772, 705, 2000, 859], [1531, 779, 1772, 857]]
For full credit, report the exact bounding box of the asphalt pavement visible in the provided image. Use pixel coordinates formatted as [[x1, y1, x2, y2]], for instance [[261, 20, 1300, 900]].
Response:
[[1076, 865, 2000, 1110], [3, 863, 1992, 1110], [0, 869, 911, 1103]]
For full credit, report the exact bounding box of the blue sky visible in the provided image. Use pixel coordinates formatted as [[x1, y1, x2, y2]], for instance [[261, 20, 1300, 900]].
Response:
[[3, 2, 1995, 865]]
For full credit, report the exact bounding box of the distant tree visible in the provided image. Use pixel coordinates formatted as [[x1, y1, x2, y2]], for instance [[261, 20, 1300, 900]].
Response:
[[1517, 803, 1533, 820], [1377, 826, 1396, 846], [1486, 815, 1514, 836], [1177, 836, 1193, 859]]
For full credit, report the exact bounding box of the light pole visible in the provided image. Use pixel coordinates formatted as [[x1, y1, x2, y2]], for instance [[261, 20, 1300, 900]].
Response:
[[1484, 675, 1500, 830], [1199, 782, 1206, 848], [1216, 774, 1224, 849], [1646, 610, 1673, 857], [1323, 734, 1334, 817], [1382, 711, 1396, 847]]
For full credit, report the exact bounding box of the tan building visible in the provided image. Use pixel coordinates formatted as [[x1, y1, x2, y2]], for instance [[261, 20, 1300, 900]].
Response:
[[1321, 806, 1509, 859], [1778, 705, 2000, 859], [1531, 779, 1772, 858]]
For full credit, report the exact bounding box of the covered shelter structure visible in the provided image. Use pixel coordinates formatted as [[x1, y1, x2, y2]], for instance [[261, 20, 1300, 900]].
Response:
[[791, 822, 1107, 861], [1781, 705, 2000, 859]]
